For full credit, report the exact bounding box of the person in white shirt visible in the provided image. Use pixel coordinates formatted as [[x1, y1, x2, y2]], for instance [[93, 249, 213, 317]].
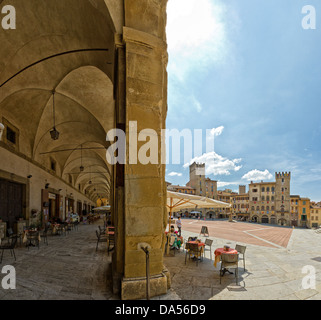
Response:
[[176, 216, 182, 237]]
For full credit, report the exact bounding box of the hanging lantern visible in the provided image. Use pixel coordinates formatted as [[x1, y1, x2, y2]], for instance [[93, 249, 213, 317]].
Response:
[[50, 91, 59, 140]]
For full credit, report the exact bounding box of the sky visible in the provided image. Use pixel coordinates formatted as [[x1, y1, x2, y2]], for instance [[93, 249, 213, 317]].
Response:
[[165, 0, 321, 201]]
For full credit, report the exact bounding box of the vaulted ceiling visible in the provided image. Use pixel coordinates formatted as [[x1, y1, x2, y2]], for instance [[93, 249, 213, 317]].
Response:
[[0, 0, 118, 202]]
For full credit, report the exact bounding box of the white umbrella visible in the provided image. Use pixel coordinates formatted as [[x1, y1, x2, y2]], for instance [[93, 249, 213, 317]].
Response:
[[165, 191, 230, 254], [93, 205, 111, 211]]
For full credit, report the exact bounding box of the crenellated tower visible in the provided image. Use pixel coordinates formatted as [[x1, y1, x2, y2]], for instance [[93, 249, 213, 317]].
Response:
[[275, 172, 291, 214], [189, 162, 206, 196]]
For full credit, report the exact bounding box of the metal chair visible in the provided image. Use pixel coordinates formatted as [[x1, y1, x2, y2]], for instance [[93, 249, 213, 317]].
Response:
[[26, 231, 40, 250], [203, 239, 213, 260], [7, 228, 22, 247], [95, 230, 107, 252], [98, 225, 106, 235], [235, 244, 246, 270], [220, 253, 239, 284], [73, 221, 79, 231], [107, 232, 115, 255], [0, 236, 18, 263], [41, 226, 49, 245]]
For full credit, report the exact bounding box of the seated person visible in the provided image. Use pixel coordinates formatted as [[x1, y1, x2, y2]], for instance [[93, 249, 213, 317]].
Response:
[[169, 226, 182, 250]]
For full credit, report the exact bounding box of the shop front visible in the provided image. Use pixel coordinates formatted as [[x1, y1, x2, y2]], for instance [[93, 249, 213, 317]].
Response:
[[42, 189, 63, 224]]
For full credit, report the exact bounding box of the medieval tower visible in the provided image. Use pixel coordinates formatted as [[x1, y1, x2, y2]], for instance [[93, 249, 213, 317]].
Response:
[[275, 172, 291, 215]]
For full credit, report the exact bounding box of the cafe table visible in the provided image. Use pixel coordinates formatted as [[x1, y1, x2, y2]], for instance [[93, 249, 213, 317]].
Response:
[[51, 224, 60, 235], [214, 247, 238, 268], [23, 229, 41, 247], [186, 240, 205, 260]]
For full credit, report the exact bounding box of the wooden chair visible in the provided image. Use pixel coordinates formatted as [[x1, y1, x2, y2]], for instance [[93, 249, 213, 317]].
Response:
[[0, 236, 18, 263], [185, 243, 203, 266], [235, 244, 246, 270], [220, 253, 239, 284]]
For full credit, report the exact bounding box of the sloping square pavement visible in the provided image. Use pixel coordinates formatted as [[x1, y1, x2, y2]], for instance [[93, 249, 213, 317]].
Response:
[[161, 223, 321, 300]]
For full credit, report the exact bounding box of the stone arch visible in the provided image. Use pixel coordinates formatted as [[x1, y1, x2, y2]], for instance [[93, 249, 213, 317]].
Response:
[[251, 215, 259, 223]]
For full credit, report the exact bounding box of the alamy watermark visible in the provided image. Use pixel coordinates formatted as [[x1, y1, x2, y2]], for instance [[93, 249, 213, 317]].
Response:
[[106, 121, 218, 174], [302, 5, 316, 29], [301, 265, 316, 290], [1, 5, 16, 30], [1, 265, 16, 290]]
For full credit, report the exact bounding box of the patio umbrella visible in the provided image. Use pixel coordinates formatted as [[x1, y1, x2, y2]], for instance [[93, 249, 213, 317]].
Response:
[[165, 191, 231, 254], [93, 205, 111, 212]]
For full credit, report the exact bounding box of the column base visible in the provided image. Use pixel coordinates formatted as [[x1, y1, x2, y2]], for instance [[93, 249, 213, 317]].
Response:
[[121, 272, 168, 300]]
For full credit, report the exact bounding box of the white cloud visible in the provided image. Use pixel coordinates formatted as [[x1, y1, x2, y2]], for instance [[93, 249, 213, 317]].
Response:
[[167, 171, 183, 177], [166, 0, 229, 80], [242, 169, 273, 181], [209, 126, 224, 138], [192, 96, 202, 113], [183, 151, 242, 176], [217, 181, 240, 188]]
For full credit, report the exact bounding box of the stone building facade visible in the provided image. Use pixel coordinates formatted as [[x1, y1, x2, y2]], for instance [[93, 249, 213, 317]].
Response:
[[249, 172, 291, 226]]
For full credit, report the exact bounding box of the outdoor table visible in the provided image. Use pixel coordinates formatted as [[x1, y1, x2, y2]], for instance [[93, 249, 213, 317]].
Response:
[[187, 241, 205, 261], [51, 224, 60, 235], [214, 247, 238, 267], [23, 230, 41, 247]]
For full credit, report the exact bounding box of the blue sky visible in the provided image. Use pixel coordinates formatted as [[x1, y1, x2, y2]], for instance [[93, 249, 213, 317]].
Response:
[[165, 0, 321, 201]]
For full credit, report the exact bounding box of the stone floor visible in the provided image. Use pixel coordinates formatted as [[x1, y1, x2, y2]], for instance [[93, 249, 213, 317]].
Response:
[[1, 219, 321, 300], [162, 225, 321, 300], [0, 220, 118, 300]]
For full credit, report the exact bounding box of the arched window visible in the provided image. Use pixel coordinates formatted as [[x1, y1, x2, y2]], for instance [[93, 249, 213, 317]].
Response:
[[261, 206, 265, 211]]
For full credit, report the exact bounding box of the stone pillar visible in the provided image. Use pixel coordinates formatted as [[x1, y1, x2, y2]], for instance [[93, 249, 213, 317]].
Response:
[[117, 0, 168, 300], [112, 33, 126, 295]]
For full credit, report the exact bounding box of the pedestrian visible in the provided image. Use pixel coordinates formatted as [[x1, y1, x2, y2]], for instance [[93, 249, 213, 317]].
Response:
[[176, 216, 182, 237]]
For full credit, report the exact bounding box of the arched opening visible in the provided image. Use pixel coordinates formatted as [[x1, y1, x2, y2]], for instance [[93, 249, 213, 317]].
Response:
[[251, 215, 259, 223], [0, 0, 169, 301]]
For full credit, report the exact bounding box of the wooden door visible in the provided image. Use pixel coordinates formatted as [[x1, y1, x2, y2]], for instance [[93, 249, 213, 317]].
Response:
[[0, 179, 23, 229]]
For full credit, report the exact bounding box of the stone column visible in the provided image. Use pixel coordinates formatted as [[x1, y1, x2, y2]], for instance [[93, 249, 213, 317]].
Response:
[[111, 33, 126, 295], [118, 0, 169, 300]]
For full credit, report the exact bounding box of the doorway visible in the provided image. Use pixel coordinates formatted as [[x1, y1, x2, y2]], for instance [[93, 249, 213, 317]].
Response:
[[0, 179, 24, 229]]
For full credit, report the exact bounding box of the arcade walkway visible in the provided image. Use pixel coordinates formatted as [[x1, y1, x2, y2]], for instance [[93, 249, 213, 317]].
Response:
[[0, 220, 117, 300]]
